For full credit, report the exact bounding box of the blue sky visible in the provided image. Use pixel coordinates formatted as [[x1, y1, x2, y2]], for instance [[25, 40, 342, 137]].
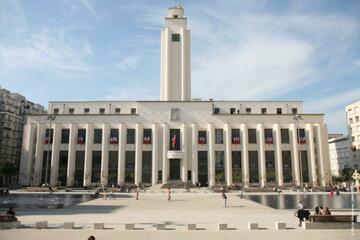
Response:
[[0, 0, 359, 134]]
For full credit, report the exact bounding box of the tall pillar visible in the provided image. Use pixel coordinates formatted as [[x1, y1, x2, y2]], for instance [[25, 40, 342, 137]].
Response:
[[83, 124, 93, 186], [118, 124, 126, 184], [33, 124, 45, 186], [274, 123, 283, 186], [290, 123, 300, 186], [241, 123, 249, 188], [306, 123, 317, 186], [191, 124, 198, 185], [50, 124, 61, 186], [101, 124, 109, 186], [257, 124, 266, 187], [225, 123, 232, 186], [152, 124, 159, 186], [315, 123, 327, 187], [162, 124, 169, 183], [207, 123, 215, 187], [67, 124, 77, 186], [20, 123, 36, 185], [181, 123, 188, 182], [135, 124, 143, 186]]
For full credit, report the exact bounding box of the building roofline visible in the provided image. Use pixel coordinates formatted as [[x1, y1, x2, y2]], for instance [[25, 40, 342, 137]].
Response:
[[48, 100, 304, 103]]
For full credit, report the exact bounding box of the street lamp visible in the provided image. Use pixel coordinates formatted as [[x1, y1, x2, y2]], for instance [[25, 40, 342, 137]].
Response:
[[293, 114, 303, 189], [44, 114, 56, 186]]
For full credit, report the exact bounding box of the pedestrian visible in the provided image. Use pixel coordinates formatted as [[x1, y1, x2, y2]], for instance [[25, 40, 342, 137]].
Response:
[[295, 206, 310, 227], [319, 206, 325, 215], [222, 191, 227, 207], [136, 186, 140, 200], [324, 207, 331, 215], [297, 200, 303, 209], [167, 187, 171, 201], [314, 206, 321, 215]]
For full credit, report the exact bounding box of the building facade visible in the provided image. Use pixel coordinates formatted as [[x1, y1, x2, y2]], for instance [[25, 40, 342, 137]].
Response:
[[345, 100, 360, 169], [19, 5, 332, 188], [0, 87, 45, 185], [328, 134, 351, 176]]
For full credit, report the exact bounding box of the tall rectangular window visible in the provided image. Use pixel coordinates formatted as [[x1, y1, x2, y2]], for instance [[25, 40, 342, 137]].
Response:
[[249, 151, 259, 183], [281, 129, 290, 144], [232, 129, 240, 144], [125, 151, 135, 183], [265, 151, 275, 183], [169, 129, 180, 150], [246, 108, 251, 114], [172, 33, 180, 42], [215, 151, 225, 183], [261, 108, 267, 114], [215, 129, 223, 144], [232, 151, 242, 183], [127, 129, 135, 144], [282, 151, 292, 183], [45, 128, 54, 144], [110, 128, 119, 144], [91, 151, 101, 183], [61, 129, 70, 144], [93, 129, 102, 144], [297, 129, 306, 144], [248, 129, 257, 144], [264, 129, 273, 144], [142, 151, 152, 183], [276, 108, 282, 114], [108, 151, 118, 186], [143, 128, 152, 144], [198, 130, 207, 144]]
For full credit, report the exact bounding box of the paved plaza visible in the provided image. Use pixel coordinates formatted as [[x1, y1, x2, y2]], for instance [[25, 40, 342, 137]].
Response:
[[0, 191, 359, 240]]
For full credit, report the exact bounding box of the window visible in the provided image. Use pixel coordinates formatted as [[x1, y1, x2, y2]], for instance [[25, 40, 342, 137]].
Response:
[[169, 129, 181, 150], [127, 129, 135, 144], [232, 129, 240, 144], [261, 108, 266, 114], [110, 129, 119, 144], [297, 129, 306, 144], [215, 151, 225, 183], [61, 129, 70, 144], [248, 129, 257, 144], [172, 33, 180, 42], [143, 128, 152, 144], [131, 108, 137, 114], [264, 129, 273, 144], [292, 108, 298, 114], [276, 108, 282, 114], [77, 129, 86, 144], [198, 130, 207, 144], [99, 108, 105, 114], [84, 108, 90, 114], [214, 108, 220, 114], [115, 108, 121, 114], [281, 128, 290, 144], [45, 128, 54, 144], [230, 108, 236, 114], [53, 108, 59, 115], [215, 129, 223, 144], [69, 108, 74, 114], [93, 129, 102, 144], [246, 108, 251, 114], [349, 118, 353, 124], [356, 116, 359, 122]]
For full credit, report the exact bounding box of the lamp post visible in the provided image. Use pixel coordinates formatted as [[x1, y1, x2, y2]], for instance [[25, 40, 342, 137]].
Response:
[[293, 114, 303, 189], [44, 114, 56, 185]]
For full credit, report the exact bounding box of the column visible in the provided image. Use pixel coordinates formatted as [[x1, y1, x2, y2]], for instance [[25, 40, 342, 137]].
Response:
[[225, 123, 232, 186], [117, 124, 126, 184], [315, 123, 326, 187], [19, 123, 36, 185], [101, 124, 109, 186], [290, 123, 300, 186], [83, 123, 93, 186], [162, 124, 169, 183], [50, 124, 61, 186], [134, 124, 142, 185], [258, 123, 266, 187], [67, 124, 77, 186], [207, 123, 215, 187], [191, 124, 198, 185], [152, 124, 159, 186], [306, 123, 317, 186], [181, 123, 188, 182], [241, 123, 249, 188], [33, 124, 45, 186], [274, 123, 283, 186]]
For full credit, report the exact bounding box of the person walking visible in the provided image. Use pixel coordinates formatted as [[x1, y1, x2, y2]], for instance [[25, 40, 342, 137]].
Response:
[[167, 187, 171, 201], [222, 191, 227, 208]]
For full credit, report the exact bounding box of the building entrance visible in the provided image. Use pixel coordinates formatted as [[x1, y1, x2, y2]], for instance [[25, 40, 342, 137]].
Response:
[[169, 159, 181, 180]]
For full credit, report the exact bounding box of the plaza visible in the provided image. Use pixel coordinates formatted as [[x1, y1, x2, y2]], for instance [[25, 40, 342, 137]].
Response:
[[0, 190, 359, 240]]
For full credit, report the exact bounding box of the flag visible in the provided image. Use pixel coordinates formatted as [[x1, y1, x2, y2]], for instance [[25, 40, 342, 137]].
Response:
[[172, 134, 177, 148]]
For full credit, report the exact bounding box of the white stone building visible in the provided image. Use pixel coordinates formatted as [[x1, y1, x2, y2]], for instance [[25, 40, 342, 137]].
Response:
[[19, 5, 331, 188], [328, 134, 351, 176], [345, 100, 360, 169]]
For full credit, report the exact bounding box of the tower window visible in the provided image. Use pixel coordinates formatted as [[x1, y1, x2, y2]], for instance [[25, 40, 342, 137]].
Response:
[[172, 34, 180, 42]]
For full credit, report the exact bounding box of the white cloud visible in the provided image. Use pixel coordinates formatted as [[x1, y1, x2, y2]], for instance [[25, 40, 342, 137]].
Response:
[[114, 55, 140, 72], [79, 0, 99, 18], [0, 30, 92, 73], [306, 88, 360, 112]]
